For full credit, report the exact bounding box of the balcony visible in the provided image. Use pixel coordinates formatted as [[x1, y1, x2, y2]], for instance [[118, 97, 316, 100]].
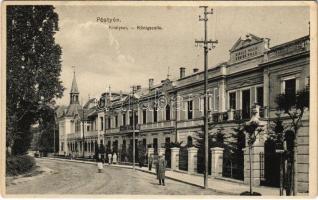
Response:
[[140, 120, 176, 130], [119, 124, 140, 132], [85, 130, 98, 137], [209, 106, 267, 123], [105, 128, 120, 135]]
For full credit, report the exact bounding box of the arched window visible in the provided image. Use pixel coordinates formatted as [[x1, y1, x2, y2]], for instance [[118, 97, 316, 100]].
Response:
[[166, 104, 171, 120]]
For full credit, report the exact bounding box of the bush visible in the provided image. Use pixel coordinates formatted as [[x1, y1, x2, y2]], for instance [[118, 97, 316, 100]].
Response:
[[6, 155, 36, 176]]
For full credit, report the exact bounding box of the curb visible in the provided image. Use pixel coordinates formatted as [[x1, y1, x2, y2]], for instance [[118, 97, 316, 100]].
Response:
[[42, 157, 243, 195]]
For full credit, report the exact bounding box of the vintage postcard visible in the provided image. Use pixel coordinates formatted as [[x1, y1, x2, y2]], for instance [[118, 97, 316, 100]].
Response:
[[1, 1, 317, 198]]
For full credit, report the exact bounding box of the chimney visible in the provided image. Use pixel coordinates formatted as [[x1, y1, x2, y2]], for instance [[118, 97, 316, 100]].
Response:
[[119, 90, 123, 98], [193, 68, 199, 73], [136, 85, 141, 90], [149, 78, 154, 89], [180, 67, 186, 79]]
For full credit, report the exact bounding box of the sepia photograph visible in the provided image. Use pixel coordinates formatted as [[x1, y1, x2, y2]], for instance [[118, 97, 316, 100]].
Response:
[[1, 1, 317, 198]]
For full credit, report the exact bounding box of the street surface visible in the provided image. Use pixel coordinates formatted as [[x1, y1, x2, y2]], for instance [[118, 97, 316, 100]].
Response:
[[6, 158, 219, 195]]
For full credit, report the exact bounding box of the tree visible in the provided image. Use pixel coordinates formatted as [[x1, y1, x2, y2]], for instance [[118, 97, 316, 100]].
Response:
[[241, 110, 265, 196], [37, 104, 56, 155], [275, 87, 309, 195], [7, 6, 64, 155]]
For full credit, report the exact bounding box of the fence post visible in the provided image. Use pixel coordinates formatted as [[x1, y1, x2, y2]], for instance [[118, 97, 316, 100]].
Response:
[[171, 147, 180, 171], [211, 147, 224, 178], [188, 147, 198, 174], [243, 146, 263, 186], [158, 147, 165, 158]]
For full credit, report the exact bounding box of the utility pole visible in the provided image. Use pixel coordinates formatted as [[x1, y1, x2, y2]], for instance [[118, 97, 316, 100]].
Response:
[[53, 112, 56, 155], [195, 6, 218, 189], [131, 85, 136, 170]]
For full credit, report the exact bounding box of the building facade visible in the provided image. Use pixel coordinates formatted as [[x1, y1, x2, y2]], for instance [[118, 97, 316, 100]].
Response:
[[58, 34, 310, 193]]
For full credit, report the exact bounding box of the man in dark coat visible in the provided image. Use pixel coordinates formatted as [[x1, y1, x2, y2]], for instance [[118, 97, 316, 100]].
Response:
[[148, 155, 153, 171], [158, 155, 167, 186]]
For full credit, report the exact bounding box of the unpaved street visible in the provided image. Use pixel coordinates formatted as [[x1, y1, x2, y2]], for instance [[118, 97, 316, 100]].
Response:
[[6, 158, 219, 195]]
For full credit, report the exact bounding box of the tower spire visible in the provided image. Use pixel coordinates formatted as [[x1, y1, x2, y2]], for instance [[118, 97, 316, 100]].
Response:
[[70, 67, 79, 104]]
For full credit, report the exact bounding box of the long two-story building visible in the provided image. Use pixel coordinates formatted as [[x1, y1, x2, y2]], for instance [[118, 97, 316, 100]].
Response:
[[58, 33, 309, 193]]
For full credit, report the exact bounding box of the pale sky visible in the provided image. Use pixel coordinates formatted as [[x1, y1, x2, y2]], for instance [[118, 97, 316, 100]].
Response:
[[54, 5, 309, 105]]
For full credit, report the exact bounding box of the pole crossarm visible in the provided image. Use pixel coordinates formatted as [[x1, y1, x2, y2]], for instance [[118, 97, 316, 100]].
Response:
[[195, 39, 218, 44]]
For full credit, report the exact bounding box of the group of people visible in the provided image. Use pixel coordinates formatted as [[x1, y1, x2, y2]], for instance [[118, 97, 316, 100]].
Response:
[[149, 155, 167, 186], [97, 152, 117, 164]]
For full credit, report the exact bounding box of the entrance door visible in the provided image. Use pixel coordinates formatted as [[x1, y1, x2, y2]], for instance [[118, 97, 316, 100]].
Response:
[[242, 89, 250, 119]]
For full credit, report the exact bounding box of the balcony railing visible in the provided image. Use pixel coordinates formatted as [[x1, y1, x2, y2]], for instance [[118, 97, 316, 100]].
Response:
[[268, 36, 309, 60], [140, 120, 176, 130], [209, 106, 267, 123], [119, 124, 140, 132]]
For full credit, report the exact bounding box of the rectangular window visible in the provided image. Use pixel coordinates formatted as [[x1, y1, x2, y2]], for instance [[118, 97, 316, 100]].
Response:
[[229, 92, 236, 110], [285, 79, 296, 97], [115, 116, 118, 127], [108, 117, 111, 129], [123, 113, 126, 126], [256, 87, 264, 107], [187, 100, 193, 120], [214, 88, 219, 111], [153, 106, 157, 122], [100, 117, 104, 130], [143, 110, 147, 124], [285, 79, 296, 105]]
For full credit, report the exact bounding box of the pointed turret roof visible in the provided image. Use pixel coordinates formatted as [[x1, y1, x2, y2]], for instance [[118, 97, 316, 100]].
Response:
[[70, 71, 79, 94]]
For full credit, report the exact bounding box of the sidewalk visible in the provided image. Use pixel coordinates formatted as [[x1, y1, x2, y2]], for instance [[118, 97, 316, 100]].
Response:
[[47, 157, 279, 195], [108, 164, 279, 196]]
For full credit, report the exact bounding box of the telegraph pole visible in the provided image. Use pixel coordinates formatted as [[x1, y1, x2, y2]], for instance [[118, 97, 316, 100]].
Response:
[[131, 85, 136, 170], [195, 6, 218, 189]]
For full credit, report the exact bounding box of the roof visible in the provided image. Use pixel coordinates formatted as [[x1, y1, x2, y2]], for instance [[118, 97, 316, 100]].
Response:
[[230, 33, 263, 52], [65, 103, 83, 117], [70, 72, 79, 94]]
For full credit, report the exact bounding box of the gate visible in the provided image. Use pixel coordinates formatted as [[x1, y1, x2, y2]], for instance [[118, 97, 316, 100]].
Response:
[[261, 139, 280, 187], [179, 146, 188, 171], [197, 144, 211, 175], [222, 147, 244, 180]]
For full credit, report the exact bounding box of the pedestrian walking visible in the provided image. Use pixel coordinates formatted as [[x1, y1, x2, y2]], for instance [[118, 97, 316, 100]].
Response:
[[148, 155, 153, 171], [113, 153, 117, 164], [154, 155, 159, 179], [108, 153, 112, 165], [158, 155, 167, 186]]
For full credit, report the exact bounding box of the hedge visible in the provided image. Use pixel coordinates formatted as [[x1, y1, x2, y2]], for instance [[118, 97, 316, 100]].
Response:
[[6, 155, 36, 176]]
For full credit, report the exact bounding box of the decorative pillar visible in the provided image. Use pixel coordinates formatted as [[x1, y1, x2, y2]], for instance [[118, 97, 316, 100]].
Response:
[[171, 147, 180, 171], [148, 147, 154, 169], [243, 145, 264, 186], [158, 147, 165, 159], [263, 69, 269, 118], [219, 79, 226, 112], [254, 104, 260, 119], [228, 109, 234, 121], [211, 147, 224, 178], [187, 147, 198, 174]]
